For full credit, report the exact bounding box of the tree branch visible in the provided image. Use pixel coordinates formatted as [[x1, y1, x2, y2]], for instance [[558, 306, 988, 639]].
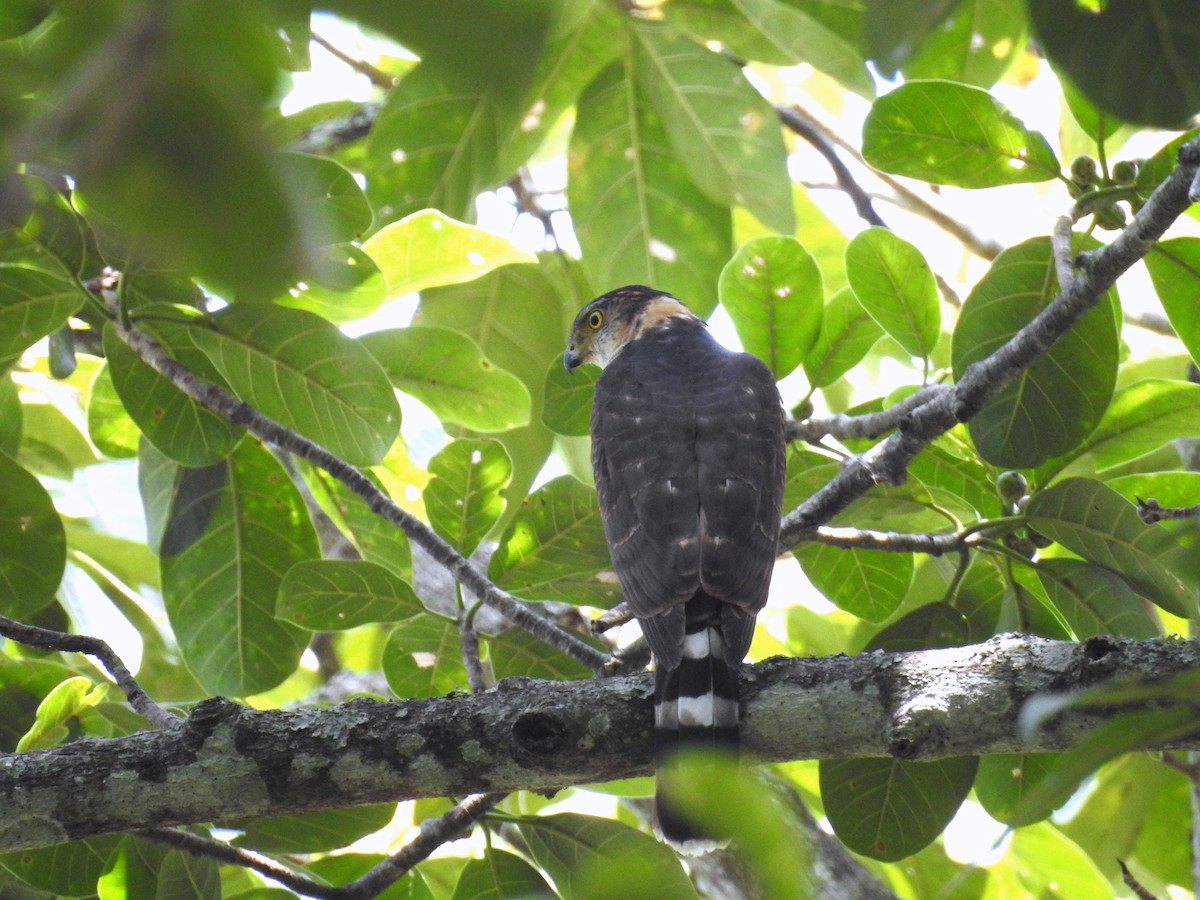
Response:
[[3, 634, 1199, 853], [780, 136, 1200, 548]]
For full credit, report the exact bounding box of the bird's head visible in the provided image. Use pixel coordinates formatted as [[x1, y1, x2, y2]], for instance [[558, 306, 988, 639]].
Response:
[[564, 285, 702, 372]]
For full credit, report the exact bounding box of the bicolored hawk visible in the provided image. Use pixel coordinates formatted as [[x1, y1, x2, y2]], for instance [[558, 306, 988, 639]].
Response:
[[565, 285, 786, 845]]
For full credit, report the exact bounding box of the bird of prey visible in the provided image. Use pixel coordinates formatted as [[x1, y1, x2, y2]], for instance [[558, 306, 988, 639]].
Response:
[[564, 285, 786, 845]]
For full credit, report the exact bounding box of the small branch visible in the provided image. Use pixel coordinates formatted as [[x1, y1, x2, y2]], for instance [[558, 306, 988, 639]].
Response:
[[787, 385, 951, 444], [0, 614, 177, 730], [460, 602, 490, 693], [138, 829, 323, 897], [592, 601, 634, 634], [807, 525, 978, 556], [1137, 497, 1200, 524], [1051, 215, 1078, 293], [311, 32, 396, 89], [105, 301, 614, 675]]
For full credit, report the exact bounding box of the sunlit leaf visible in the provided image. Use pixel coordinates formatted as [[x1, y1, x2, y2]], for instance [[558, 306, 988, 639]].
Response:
[[363, 209, 536, 299], [1145, 238, 1200, 366], [278, 560, 422, 630], [845, 227, 939, 358], [863, 80, 1060, 187], [802, 286, 883, 388], [16, 676, 107, 752], [424, 438, 511, 556]]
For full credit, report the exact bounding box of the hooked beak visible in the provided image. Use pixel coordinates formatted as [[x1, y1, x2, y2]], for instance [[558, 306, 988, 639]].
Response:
[[564, 347, 582, 373]]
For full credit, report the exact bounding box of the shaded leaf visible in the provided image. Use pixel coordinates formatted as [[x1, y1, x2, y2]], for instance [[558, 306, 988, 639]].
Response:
[[361, 327, 530, 433], [451, 849, 554, 900], [278, 151, 372, 242], [1036, 558, 1160, 640], [231, 804, 397, 854], [1145, 238, 1200, 366], [975, 753, 1057, 825], [488, 628, 592, 682], [542, 355, 598, 437], [278, 560, 422, 630], [382, 612, 467, 698], [0, 449, 65, 619], [863, 80, 1060, 187], [802, 286, 883, 388], [0, 265, 83, 371], [0, 836, 122, 897], [797, 542, 912, 623]]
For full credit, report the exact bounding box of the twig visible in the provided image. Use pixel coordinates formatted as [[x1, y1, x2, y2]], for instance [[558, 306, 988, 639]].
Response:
[[788, 385, 952, 443], [273, 450, 361, 560], [1118, 860, 1159, 900], [1137, 497, 1200, 524], [807, 525, 978, 556], [459, 601, 489, 693], [105, 302, 614, 675], [311, 32, 396, 89], [0, 614, 178, 730], [779, 136, 1200, 548], [1051, 215, 1079, 292], [140, 793, 505, 899]]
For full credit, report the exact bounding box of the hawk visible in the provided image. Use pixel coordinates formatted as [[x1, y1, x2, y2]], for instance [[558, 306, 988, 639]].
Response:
[[564, 285, 786, 845]]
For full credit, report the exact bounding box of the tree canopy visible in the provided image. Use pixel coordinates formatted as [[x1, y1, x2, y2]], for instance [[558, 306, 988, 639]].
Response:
[[2, 1, 1200, 898]]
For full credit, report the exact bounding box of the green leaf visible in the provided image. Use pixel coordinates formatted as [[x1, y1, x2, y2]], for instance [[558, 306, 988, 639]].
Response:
[[802, 286, 884, 388], [797, 542, 912, 623], [1025, 477, 1196, 619], [364, 64, 508, 221], [519, 814, 697, 900], [360, 327, 531, 433], [306, 853, 434, 900], [0, 0, 53, 40], [0, 449, 65, 618], [231, 804, 396, 854], [819, 756, 978, 861], [155, 439, 315, 696], [952, 236, 1118, 468], [185, 303, 400, 466], [279, 243, 387, 325], [451, 849, 554, 900], [424, 439, 511, 556], [308, 466, 413, 584], [541, 355, 598, 437], [1043, 379, 1200, 476], [570, 55, 732, 317], [382, 612, 467, 698], [1009, 706, 1199, 827], [278, 151, 372, 242], [1036, 558, 1160, 640], [97, 835, 220, 900], [631, 22, 794, 234], [718, 236, 823, 379], [488, 476, 620, 607], [844, 228, 939, 358], [975, 753, 1057, 825], [1009, 821, 1113, 899], [863, 80, 1060, 187], [0, 264, 84, 370], [18, 391, 99, 478], [1145, 238, 1200, 365], [1030, 0, 1200, 129], [0, 835, 121, 897], [86, 363, 139, 459], [867, 602, 969, 652], [901, 0, 1027, 87], [670, 0, 872, 95], [363, 209, 537, 300], [278, 560, 422, 631], [488, 628, 592, 681], [0, 374, 19, 456], [101, 322, 242, 467], [16, 676, 107, 752], [3, 173, 92, 278]]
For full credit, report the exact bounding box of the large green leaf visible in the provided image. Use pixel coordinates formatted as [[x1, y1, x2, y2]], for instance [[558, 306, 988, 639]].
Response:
[[154, 439, 315, 696], [278, 151, 372, 242], [363, 209, 536, 299], [518, 814, 697, 900], [1025, 478, 1196, 619], [0, 449, 65, 618], [569, 55, 731, 317], [797, 542, 912, 623], [451, 848, 554, 900], [952, 237, 1117, 469], [631, 21, 794, 234], [231, 804, 396, 854], [1042, 378, 1200, 477], [802, 286, 883, 389], [279, 243, 387, 325], [307, 466, 413, 584], [2, 173, 93, 278], [541, 355, 598, 437], [718, 236, 823, 379], [277, 560, 422, 631], [488, 628, 592, 682], [1030, 0, 1200, 129], [184, 303, 400, 466], [1036, 558, 1160, 640], [863, 80, 1060, 187], [488, 475, 620, 607], [364, 63, 511, 222], [974, 753, 1057, 825], [0, 835, 122, 897], [0, 264, 83, 370], [424, 439, 511, 556], [360, 327, 531, 433], [845, 228, 939, 358], [0, 374, 19, 456], [669, 0, 872, 95], [96, 836, 220, 900], [86, 363, 139, 459], [381, 612, 466, 698], [901, 0, 1026, 87], [1145, 238, 1200, 365], [820, 756, 978, 862], [101, 322, 242, 467]]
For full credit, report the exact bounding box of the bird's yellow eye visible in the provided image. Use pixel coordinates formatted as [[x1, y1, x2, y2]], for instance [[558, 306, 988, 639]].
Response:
[[587, 310, 604, 329]]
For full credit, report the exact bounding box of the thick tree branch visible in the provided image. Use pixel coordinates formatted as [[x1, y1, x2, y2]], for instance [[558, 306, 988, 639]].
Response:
[[3, 634, 1199, 853], [780, 136, 1200, 548]]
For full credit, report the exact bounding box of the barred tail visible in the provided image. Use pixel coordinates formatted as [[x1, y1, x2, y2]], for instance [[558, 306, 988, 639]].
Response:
[[653, 594, 740, 846]]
